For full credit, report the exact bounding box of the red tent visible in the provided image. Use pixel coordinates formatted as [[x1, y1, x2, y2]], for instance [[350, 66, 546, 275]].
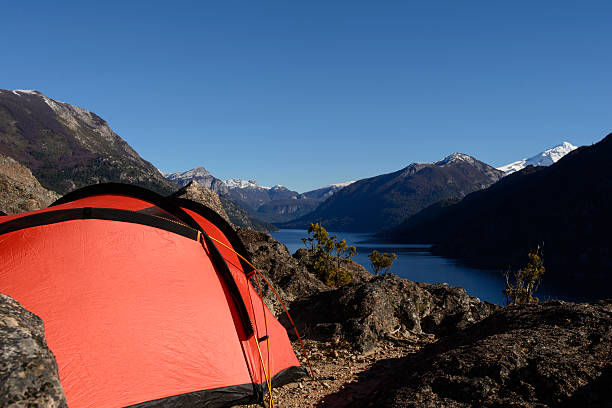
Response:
[[0, 183, 305, 407]]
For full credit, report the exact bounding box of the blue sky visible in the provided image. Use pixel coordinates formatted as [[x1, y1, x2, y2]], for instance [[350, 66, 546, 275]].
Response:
[[2, 1, 611, 192]]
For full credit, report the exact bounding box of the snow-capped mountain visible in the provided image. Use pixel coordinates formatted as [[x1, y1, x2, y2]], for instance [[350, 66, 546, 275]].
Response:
[[163, 168, 354, 223], [435, 152, 477, 166], [165, 167, 229, 193], [498, 142, 578, 175], [225, 178, 270, 190]]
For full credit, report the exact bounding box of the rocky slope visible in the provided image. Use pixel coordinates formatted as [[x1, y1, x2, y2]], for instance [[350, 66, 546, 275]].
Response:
[[0, 89, 176, 195], [0, 294, 67, 407], [281, 153, 504, 232], [384, 133, 612, 290], [498, 141, 578, 175], [0, 154, 59, 214], [342, 299, 612, 407]]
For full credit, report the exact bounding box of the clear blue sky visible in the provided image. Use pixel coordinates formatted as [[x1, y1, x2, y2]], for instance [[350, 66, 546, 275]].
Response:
[[2, 1, 611, 192]]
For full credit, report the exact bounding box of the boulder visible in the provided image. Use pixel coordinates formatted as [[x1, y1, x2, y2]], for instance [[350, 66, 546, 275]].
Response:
[[0, 293, 67, 407], [287, 274, 498, 353]]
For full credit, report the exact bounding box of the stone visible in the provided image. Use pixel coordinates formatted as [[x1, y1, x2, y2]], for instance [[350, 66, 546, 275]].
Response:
[[286, 274, 498, 353], [0, 293, 67, 407]]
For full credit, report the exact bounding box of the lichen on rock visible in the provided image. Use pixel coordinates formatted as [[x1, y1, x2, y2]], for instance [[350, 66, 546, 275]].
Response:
[[0, 294, 67, 407]]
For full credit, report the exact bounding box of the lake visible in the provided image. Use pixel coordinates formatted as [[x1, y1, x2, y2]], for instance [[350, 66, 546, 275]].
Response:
[[271, 229, 585, 305]]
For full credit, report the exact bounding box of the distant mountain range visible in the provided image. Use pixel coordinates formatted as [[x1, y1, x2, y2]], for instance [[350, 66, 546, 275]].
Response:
[[165, 167, 353, 223], [382, 133, 611, 287], [497, 141, 578, 175], [0, 89, 175, 195], [280, 153, 504, 232]]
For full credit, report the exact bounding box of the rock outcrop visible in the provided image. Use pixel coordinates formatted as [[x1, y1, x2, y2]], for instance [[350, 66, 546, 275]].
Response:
[[361, 300, 612, 407], [237, 229, 329, 315], [0, 154, 59, 214], [0, 294, 67, 407], [287, 274, 498, 353], [172, 181, 231, 223]]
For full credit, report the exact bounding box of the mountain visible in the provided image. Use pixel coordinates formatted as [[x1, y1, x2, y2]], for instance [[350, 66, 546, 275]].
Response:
[[0, 154, 60, 214], [301, 181, 355, 200], [170, 181, 277, 231], [280, 153, 504, 232], [164, 167, 353, 223], [498, 141, 578, 175], [253, 181, 356, 223], [165, 167, 229, 194], [384, 133, 612, 286], [0, 89, 176, 195]]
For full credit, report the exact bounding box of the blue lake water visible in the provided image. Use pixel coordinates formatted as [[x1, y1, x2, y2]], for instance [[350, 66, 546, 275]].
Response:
[[271, 229, 583, 305]]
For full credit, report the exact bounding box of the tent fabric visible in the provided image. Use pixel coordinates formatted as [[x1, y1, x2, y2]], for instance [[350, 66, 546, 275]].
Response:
[[0, 183, 305, 408]]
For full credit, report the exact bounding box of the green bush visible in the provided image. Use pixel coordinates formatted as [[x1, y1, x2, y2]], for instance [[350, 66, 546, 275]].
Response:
[[368, 250, 397, 275], [302, 223, 356, 287], [502, 245, 545, 305]]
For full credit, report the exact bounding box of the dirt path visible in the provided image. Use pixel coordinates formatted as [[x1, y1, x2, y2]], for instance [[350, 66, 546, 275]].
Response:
[[240, 335, 436, 408]]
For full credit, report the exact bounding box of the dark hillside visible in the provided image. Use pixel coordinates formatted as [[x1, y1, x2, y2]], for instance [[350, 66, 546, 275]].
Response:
[[385, 133, 612, 287]]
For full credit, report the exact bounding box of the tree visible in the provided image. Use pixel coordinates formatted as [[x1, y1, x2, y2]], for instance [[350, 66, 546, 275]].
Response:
[[368, 250, 397, 275], [333, 239, 357, 278], [302, 223, 356, 287], [502, 244, 545, 305]]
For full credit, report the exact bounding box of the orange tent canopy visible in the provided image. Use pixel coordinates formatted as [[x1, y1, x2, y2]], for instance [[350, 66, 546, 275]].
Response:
[[0, 183, 305, 407]]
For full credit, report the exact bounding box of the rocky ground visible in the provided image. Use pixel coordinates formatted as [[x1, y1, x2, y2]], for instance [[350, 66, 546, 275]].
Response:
[[240, 336, 435, 408]]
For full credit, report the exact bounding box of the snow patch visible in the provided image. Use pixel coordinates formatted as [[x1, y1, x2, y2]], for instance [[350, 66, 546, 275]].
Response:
[[435, 153, 476, 166], [224, 178, 271, 190], [328, 180, 355, 188], [498, 142, 578, 175]]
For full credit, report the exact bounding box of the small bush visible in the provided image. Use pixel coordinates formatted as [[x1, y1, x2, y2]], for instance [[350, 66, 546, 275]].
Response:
[[368, 250, 397, 275], [302, 223, 356, 287], [502, 245, 545, 305]]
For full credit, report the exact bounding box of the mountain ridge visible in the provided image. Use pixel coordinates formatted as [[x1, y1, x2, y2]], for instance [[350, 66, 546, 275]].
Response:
[[165, 167, 354, 223], [280, 153, 504, 232], [0, 89, 176, 195]]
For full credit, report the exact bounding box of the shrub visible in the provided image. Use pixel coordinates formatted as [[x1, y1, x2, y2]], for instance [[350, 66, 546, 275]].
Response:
[[502, 244, 545, 305], [302, 223, 356, 287], [368, 250, 397, 275]]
